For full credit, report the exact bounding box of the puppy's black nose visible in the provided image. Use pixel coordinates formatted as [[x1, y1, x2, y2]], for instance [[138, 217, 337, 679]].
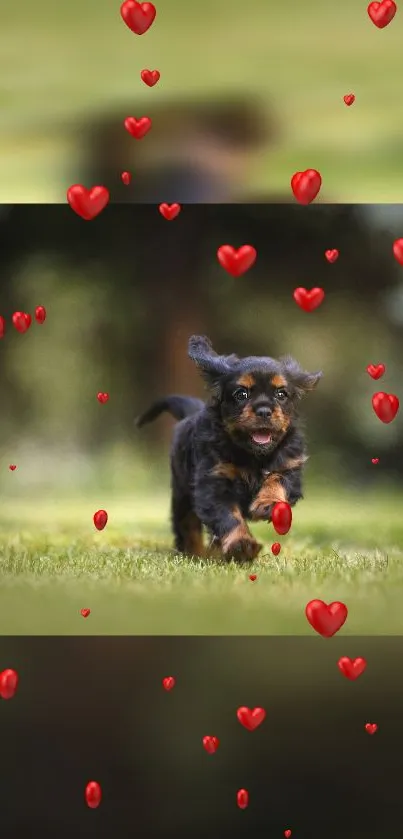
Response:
[[254, 405, 272, 419]]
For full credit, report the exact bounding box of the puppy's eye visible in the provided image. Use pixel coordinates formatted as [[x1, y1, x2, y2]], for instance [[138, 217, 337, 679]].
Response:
[[233, 388, 250, 403], [276, 389, 288, 401]]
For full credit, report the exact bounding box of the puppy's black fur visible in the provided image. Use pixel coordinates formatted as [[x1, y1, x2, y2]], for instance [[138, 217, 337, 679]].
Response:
[[137, 335, 322, 562]]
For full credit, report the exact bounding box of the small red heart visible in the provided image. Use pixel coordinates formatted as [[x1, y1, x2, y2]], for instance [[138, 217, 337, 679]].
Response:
[[162, 676, 175, 691], [371, 457, 379, 464], [217, 245, 257, 277], [343, 94, 355, 106], [85, 781, 102, 809], [305, 600, 348, 637], [271, 542, 281, 556], [67, 185, 109, 220], [120, 0, 156, 34], [365, 723, 378, 735], [338, 656, 367, 680], [93, 509, 108, 531], [141, 68, 160, 87], [34, 305, 46, 324], [393, 238, 403, 265], [293, 287, 325, 312], [237, 706, 266, 731], [12, 312, 32, 333], [80, 608, 91, 618], [237, 789, 249, 810], [159, 203, 181, 221], [0, 669, 19, 700], [124, 116, 152, 139], [284, 832, 292, 838], [9, 465, 17, 471], [291, 169, 322, 204], [272, 502, 292, 536], [0, 315, 5, 338], [366, 363, 385, 380], [249, 574, 257, 581], [97, 392, 109, 404], [367, 0, 397, 27], [372, 391, 399, 423], [325, 249, 339, 263], [202, 735, 219, 754], [121, 171, 131, 185]]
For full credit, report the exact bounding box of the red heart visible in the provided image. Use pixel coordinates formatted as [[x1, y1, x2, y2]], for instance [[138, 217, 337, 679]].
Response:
[[365, 723, 378, 735], [305, 599, 348, 637], [325, 249, 339, 263], [202, 735, 219, 754], [80, 608, 91, 618], [35, 305, 46, 324], [371, 457, 379, 464], [120, 0, 156, 34], [293, 287, 325, 312], [272, 502, 292, 535], [9, 465, 17, 471], [93, 509, 108, 531], [343, 94, 355, 106], [0, 315, 5, 338], [291, 169, 322, 204], [141, 68, 160, 87], [67, 185, 109, 220], [284, 832, 292, 839], [237, 706, 266, 731], [337, 656, 367, 680], [372, 391, 399, 423], [393, 238, 403, 265], [217, 245, 257, 277], [85, 781, 102, 809], [271, 542, 281, 555], [162, 676, 175, 691], [0, 669, 18, 700], [366, 363, 385, 380], [121, 171, 131, 185], [12, 312, 32, 333], [97, 392, 109, 404], [159, 203, 181, 221], [249, 574, 257, 581], [367, 0, 396, 27], [124, 116, 152, 139], [237, 789, 249, 810]]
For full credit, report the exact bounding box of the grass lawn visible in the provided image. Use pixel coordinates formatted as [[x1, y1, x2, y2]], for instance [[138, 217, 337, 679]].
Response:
[[1, 486, 403, 635]]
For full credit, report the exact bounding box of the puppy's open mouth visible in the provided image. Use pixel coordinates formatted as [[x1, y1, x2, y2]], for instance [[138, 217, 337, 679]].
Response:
[[251, 432, 272, 445]]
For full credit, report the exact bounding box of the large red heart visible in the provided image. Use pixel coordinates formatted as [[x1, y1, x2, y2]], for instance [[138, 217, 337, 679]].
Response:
[[337, 656, 367, 680], [0, 315, 5, 338], [0, 669, 18, 700], [237, 706, 266, 731], [367, 0, 396, 27], [141, 69, 160, 87], [12, 312, 32, 333], [372, 391, 399, 423], [393, 238, 403, 265], [120, 1, 156, 34], [124, 116, 152, 139], [366, 363, 385, 380], [67, 185, 109, 220], [365, 723, 378, 735], [291, 169, 322, 204], [293, 287, 325, 312], [272, 502, 292, 535], [159, 203, 181, 221], [217, 245, 257, 277], [343, 94, 355, 106], [325, 249, 339, 263], [202, 735, 219, 754], [305, 600, 348, 637]]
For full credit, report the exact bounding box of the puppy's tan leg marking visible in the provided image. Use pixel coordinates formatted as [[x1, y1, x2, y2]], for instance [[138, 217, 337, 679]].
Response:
[[221, 508, 262, 562], [250, 473, 287, 521]]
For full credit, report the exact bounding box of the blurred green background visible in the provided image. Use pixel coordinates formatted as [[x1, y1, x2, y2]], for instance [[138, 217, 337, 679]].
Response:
[[1, 202, 403, 633], [2, 0, 403, 202]]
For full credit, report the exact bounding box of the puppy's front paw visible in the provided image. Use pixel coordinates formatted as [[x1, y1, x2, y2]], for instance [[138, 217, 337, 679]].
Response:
[[249, 500, 273, 522], [222, 530, 262, 563]]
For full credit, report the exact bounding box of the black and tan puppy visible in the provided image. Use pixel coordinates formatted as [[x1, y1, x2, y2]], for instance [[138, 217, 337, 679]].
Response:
[[137, 335, 322, 562]]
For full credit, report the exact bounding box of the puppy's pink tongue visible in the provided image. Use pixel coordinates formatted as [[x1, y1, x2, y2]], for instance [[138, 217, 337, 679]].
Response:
[[252, 433, 271, 445]]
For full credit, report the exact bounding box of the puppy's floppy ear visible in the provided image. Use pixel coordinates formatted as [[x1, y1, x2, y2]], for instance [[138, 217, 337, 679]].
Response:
[[188, 335, 236, 386], [280, 355, 323, 396]]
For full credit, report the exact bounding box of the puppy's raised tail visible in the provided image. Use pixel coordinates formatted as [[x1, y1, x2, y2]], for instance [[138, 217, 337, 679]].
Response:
[[135, 395, 205, 428]]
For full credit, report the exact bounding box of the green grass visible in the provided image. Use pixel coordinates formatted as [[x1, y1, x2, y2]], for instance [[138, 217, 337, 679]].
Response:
[[1, 487, 403, 635]]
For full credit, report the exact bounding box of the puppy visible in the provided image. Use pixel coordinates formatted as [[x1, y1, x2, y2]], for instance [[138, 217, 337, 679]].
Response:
[[136, 335, 322, 562]]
